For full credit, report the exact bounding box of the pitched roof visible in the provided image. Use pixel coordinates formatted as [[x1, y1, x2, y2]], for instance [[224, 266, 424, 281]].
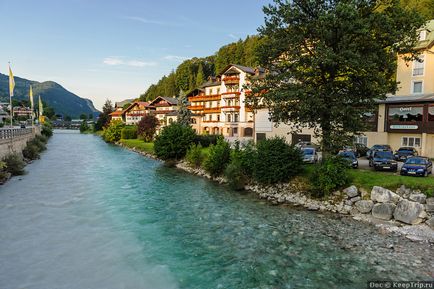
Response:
[[123, 101, 149, 113], [148, 96, 179, 106], [109, 110, 123, 116], [218, 64, 256, 76], [415, 19, 434, 50]]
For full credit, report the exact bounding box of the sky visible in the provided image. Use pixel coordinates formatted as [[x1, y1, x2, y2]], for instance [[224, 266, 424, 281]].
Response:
[[0, 0, 271, 110]]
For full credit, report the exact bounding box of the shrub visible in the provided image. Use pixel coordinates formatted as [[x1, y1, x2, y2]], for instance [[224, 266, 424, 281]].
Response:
[[79, 120, 89, 133], [22, 143, 40, 160], [309, 156, 353, 197], [203, 138, 231, 177], [3, 154, 25, 176], [121, 126, 138, 140], [224, 145, 247, 190], [41, 123, 53, 138], [35, 134, 48, 144], [29, 138, 46, 152], [194, 134, 218, 148], [185, 144, 205, 168], [0, 161, 9, 183], [253, 137, 303, 184], [239, 141, 256, 178], [102, 120, 125, 143], [154, 123, 196, 160], [137, 114, 159, 141]]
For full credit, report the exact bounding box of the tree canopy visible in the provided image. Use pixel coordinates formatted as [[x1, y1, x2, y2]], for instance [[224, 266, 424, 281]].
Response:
[[251, 0, 424, 154]]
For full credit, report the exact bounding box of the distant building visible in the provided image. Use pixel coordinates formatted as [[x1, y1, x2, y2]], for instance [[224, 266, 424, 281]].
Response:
[[147, 96, 179, 130], [123, 101, 150, 125], [13, 107, 32, 118]]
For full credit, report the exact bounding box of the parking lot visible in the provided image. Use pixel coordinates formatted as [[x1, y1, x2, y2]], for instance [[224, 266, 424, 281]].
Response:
[[356, 157, 434, 177]]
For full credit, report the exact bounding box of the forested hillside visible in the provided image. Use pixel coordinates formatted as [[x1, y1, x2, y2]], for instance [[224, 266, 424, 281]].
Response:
[[140, 36, 264, 101]]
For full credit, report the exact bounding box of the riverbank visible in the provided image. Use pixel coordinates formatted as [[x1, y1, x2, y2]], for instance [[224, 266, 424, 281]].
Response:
[[114, 140, 434, 243]]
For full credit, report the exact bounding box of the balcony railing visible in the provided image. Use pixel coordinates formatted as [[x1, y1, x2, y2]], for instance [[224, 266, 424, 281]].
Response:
[[0, 128, 33, 140], [202, 107, 221, 113], [223, 76, 240, 84], [221, 91, 241, 99], [221, 106, 240, 111], [187, 105, 205, 111], [188, 94, 221, 102]]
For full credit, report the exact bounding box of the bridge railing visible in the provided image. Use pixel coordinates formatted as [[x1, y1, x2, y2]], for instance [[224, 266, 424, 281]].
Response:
[[0, 128, 34, 140]]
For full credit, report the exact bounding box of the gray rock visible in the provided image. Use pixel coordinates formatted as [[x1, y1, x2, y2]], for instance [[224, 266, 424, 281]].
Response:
[[372, 203, 396, 220], [409, 193, 427, 204], [307, 204, 319, 211], [345, 200, 353, 206], [427, 197, 434, 205], [426, 217, 434, 229], [418, 210, 428, 219], [426, 198, 434, 213], [350, 196, 361, 203], [355, 200, 374, 214], [396, 185, 411, 198], [371, 186, 400, 203], [359, 187, 370, 200], [393, 199, 424, 225], [344, 185, 358, 198]]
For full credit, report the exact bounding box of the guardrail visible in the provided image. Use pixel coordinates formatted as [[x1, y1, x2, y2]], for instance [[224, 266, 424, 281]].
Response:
[[0, 128, 34, 140]]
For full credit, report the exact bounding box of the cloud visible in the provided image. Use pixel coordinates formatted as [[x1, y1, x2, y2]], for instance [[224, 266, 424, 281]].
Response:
[[124, 16, 176, 27], [103, 57, 157, 67], [163, 55, 189, 62], [228, 33, 238, 40]]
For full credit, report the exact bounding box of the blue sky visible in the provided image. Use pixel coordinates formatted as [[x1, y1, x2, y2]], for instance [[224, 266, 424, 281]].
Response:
[[0, 0, 271, 109]]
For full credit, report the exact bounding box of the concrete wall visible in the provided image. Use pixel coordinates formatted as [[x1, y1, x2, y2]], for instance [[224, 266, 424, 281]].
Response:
[[0, 127, 41, 160]]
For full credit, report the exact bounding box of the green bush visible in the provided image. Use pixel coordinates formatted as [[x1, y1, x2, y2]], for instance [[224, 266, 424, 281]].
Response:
[[194, 135, 218, 147], [310, 157, 353, 197], [185, 144, 205, 168], [0, 161, 9, 183], [3, 154, 25, 176], [154, 123, 196, 160], [224, 145, 248, 190], [102, 120, 125, 143], [79, 120, 89, 133], [253, 137, 303, 184], [35, 134, 48, 144], [239, 141, 256, 178], [203, 138, 231, 177], [22, 143, 40, 160], [41, 123, 53, 137], [29, 138, 46, 152], [121, 126, 138, 140]]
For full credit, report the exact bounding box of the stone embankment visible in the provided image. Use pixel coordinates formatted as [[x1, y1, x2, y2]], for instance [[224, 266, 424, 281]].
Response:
[[0, 127, 40, 159], [175, 161, 434, 242]]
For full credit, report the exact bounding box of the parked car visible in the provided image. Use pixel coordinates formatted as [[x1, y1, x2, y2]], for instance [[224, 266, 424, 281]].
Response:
[[394, 147, 418, 161], [400, 157, 433, 177], [295, 141, 313, 149], [369, 151, 398, 171], [366, 144, 393, 159], [301, 147, 318, 164], [337, 151, 358, 168], [354, 143, 369, 158]]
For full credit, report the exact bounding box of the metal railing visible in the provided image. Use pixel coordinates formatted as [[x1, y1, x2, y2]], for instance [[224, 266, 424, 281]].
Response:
[[0, 128, 34, 140]]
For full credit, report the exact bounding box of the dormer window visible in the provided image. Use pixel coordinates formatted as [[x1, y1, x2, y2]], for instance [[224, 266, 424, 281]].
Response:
[[412, 55, 425, 76], [419, 30, 427, 41]]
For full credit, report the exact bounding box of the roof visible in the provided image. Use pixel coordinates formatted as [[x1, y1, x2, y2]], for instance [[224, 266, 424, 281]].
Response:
[[415, 19, 434, 50], [200, 77, 221, 88], [218, 64, 256, 76], [148, 96, 179, 106], [123, 101, 149, 113], [115, 99, 135, 108], [377, 93, 434, 104], [109, 111, 123, 116]]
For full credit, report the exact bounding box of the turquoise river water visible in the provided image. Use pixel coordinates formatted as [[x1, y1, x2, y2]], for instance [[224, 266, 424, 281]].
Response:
[[0, 131, 433, 289]]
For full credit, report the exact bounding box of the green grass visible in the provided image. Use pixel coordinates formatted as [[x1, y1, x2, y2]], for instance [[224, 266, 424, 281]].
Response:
[[120, 139, 154, 154], [349, 169, 434, 196]]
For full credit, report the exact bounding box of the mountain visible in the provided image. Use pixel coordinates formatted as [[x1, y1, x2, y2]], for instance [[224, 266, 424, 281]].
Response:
[[0, 73, 100, 118]]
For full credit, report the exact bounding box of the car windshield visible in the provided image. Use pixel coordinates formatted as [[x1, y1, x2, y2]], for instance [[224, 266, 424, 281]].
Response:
[[303, 148, 314, 155], [372, 145, 386, 150], [338, 152, 356, 159], [405, 158, 425, 165], [375, 151, 393, 159], [398, 148, 413, 153]]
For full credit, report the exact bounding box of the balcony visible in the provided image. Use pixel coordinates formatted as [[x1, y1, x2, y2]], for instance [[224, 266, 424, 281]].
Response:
[[221, 91, 241, 99], [187, 105, 204, 111], [221, 106, 240, 112], [223, 76, 240, 85], [188, 94, 221, 102], [202, 107, 221, 113]]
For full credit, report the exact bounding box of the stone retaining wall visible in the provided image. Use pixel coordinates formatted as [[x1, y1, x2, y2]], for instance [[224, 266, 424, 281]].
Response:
[[0, 127, 41, 159]]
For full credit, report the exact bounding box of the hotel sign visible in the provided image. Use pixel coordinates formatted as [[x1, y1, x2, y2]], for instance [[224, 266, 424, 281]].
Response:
[[390, 124, 418, 130]]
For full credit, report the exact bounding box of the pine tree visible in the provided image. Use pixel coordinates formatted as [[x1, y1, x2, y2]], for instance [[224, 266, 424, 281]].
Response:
[[177, 89, 192, 126]]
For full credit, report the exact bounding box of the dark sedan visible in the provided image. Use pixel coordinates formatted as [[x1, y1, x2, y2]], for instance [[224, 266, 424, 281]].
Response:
[[400, 157, 433, 177], [366, 144, 393, 159], [338, 151, 358, 168], [369, 151, 398, 172], [394, 147, 418, 161]]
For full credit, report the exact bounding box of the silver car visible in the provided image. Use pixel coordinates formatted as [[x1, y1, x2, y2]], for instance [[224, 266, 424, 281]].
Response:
[[301, 147, 318, 164]]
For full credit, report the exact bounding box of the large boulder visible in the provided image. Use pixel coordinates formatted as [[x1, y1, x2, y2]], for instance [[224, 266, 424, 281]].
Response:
[[371, 186, 400, 203], [354, 200, 374, 214], [409, 193, 426, 204], [393, 199, 424, 225], [396, 185, 411, 198], [372, 203, 396, 220], [426, 198, 434, 213], [344, 186, 358, 198]]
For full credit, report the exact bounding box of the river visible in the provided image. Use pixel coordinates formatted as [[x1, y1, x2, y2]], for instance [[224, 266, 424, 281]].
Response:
[[0, 131, 432, 289]]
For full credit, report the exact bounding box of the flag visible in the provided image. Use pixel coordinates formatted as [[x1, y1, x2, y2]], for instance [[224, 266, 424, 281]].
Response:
[[38, 95, 43, 116], [29, 85, 34, 109], [9, 66, 15, 97]]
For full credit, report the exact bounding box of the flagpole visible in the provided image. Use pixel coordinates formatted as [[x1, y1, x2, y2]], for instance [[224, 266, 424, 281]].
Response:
[[8, 62, 13, 128]]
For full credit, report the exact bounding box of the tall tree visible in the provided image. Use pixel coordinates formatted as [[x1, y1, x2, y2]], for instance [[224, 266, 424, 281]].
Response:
[[177, 89, 192, 126], [94, 99, 113, 131], [251, 0, 424, 154], [196, 63, 205, 87]]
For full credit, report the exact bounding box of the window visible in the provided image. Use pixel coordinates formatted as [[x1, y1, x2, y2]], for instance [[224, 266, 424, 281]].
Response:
[[389, 106, 423, 122], [402, 137, 421, 147], [412, 81, 423, 94], [227, 114, 231, 122], [354, 136, 368, 146], [429, 106, 434, 122], [217, 115, 220, 122], [412, 55, 425, 76], [216, 88, 220, 94], [234, 114, 239, 122]]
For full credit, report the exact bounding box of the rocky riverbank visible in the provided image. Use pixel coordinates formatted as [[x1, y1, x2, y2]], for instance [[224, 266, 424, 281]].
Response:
[[175, 161, 434, 243]]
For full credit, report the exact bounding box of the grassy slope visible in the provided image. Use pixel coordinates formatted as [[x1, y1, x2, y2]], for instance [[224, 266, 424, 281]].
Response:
[[120, 139, 154, 154]]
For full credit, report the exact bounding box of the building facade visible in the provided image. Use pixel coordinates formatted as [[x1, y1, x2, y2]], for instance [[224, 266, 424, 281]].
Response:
[[123, 101, 149, 125]]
